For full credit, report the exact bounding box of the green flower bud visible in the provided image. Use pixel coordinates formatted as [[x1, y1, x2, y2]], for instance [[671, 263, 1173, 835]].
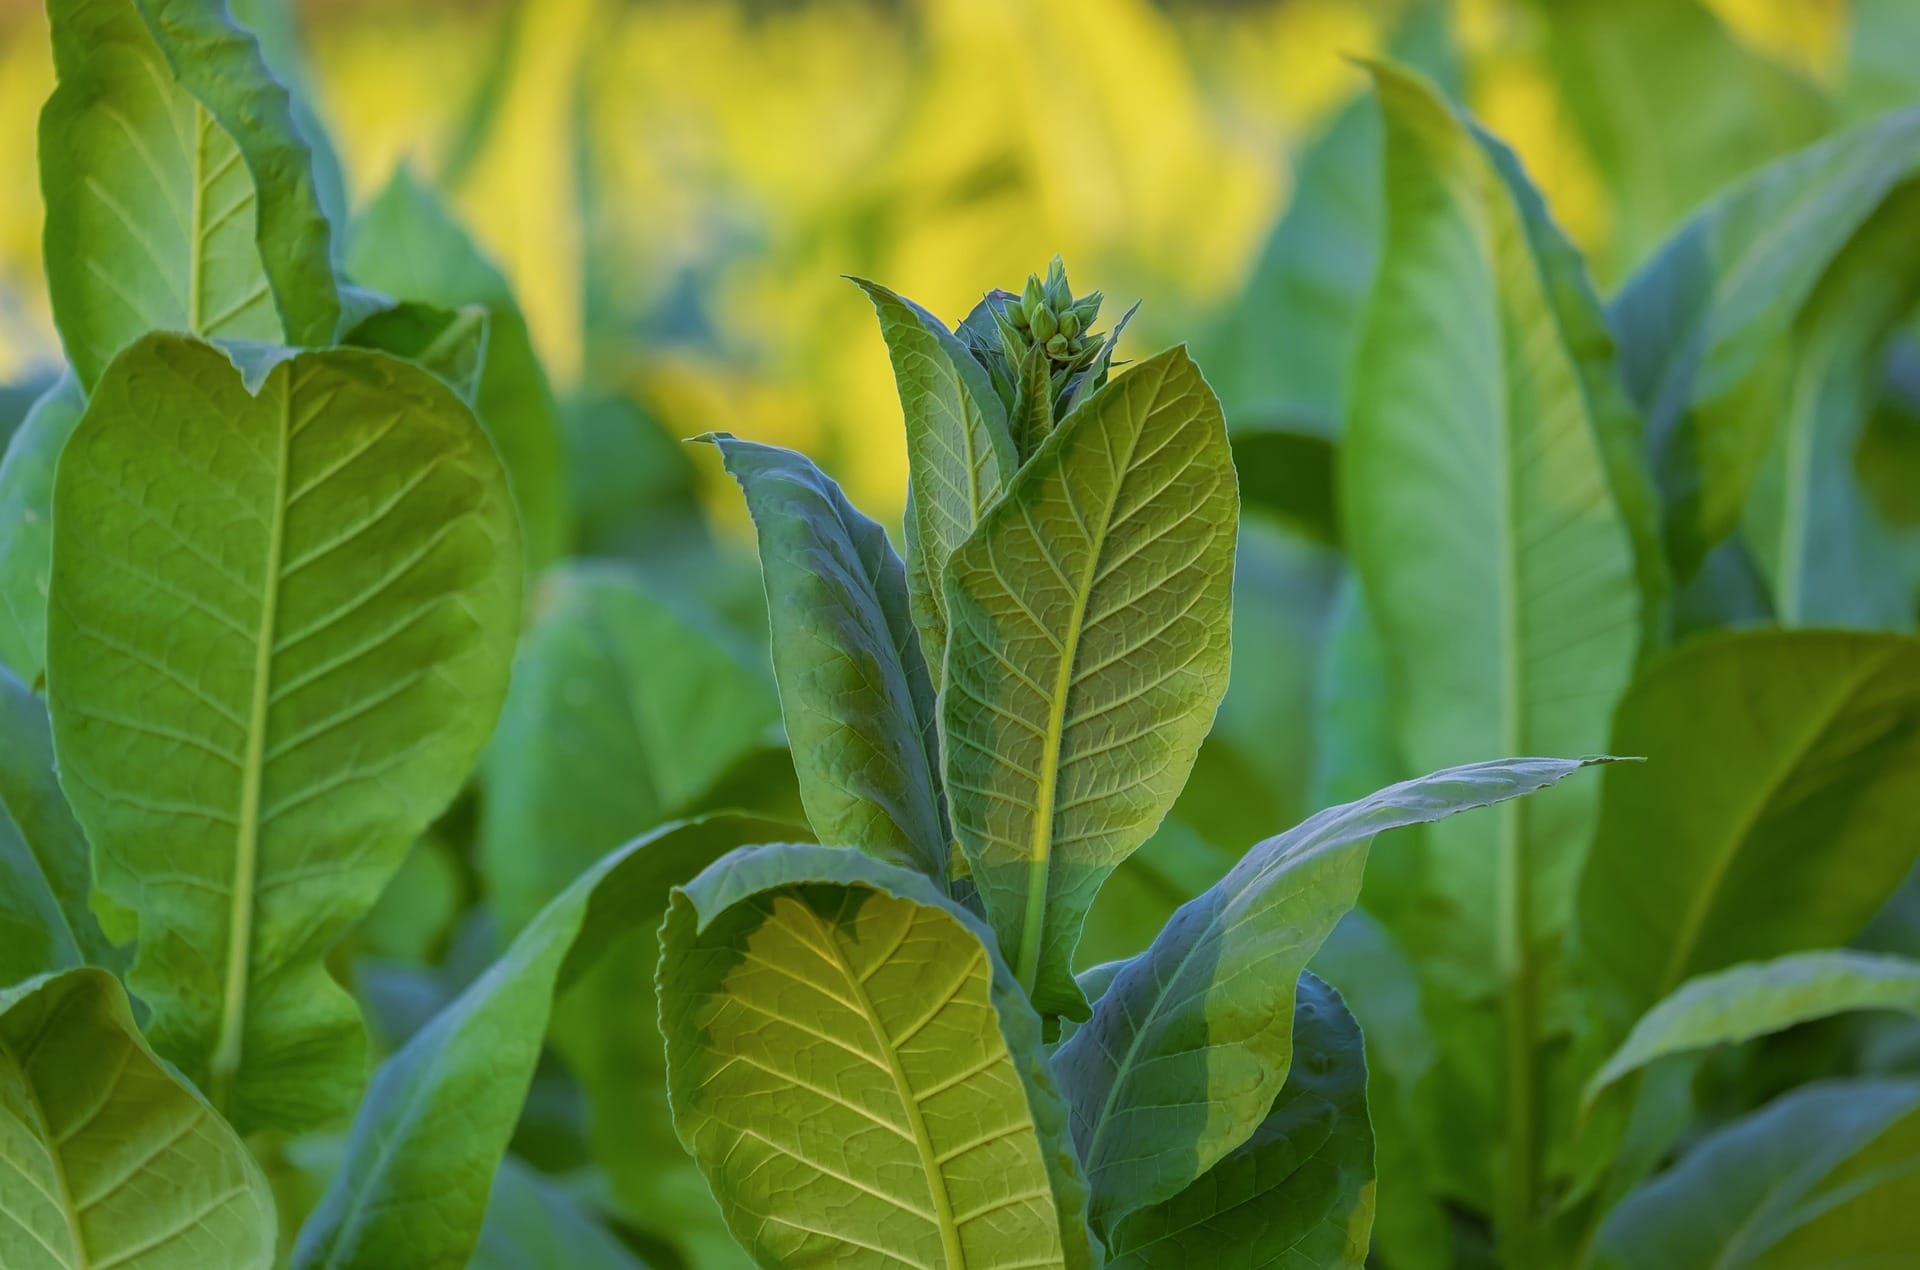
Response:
[[1046, 333, 1069, 357], [1071, 292, 1103, 327], [1032, 305, 1059, 342], [1044, 255, 1069, 305], [1059, 311, 1083, 339], [1010, 303, 1031, 331], [1022, 275, 1048, 326]]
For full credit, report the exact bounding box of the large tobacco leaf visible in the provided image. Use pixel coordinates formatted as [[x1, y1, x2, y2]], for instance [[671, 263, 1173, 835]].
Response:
[[1102, 974, 1375, 1269], [853, 278, 1014, 676], [1594, 1078, 1920, 1268], [39, 0, 342, 391], [0, 375, 85, 681], [942, 345, 1235, 1018], [45, 333, 521, 1134], [1611, 105, 1920, 579], [1053, 756, 1605, 1236], [659, 842, 1097, 1269], [0, 967, 275, 1270], [706, 434, 948, 877], [294, 817, 786, 1270]]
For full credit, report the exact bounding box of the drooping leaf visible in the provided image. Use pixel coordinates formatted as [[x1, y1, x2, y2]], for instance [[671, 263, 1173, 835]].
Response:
[[1345, 63, 1643, 986], [343, 299, 490, 404], [704, 434, 947, 878], [1577, 631, 1920, 1030], [39, 0, 342, 390], [1586, 951, 1920, 1108], [0, 667, 119, 986], [293, 816, 787, 1270], [347, 167, 569, 570], [1594, 1078, 1920, 1269], [45, 333, 521, 1133], [1103, 974, 1375, 1269], [0, 374, 84, 681], [0, 967, 276, 1270], [1611, 105, 1920, 578], [942, 345, 1236, 1017], [1052, 756, 1607, 1236], [852, 278, 1014, 673], [658, 841, 1097, 1269], [470, 1156, 647, 1270]]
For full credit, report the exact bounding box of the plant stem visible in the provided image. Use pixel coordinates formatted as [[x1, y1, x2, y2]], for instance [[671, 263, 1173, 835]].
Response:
[[1501, 957, 1541, 1268]]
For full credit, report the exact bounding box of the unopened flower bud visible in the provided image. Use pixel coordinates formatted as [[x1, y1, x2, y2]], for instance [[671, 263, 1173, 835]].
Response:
[[1060, 311, 1083, 339], [1022, 275, 1048, 326], [1031, 305, 1059, 342], [1046, 333, 1069, 357]]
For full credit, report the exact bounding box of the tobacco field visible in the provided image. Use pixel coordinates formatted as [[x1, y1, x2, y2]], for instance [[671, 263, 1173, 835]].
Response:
[[1, 0, 1919, 1267]]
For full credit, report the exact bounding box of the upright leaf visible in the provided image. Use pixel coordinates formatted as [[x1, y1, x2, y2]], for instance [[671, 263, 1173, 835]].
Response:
[[1595, 1079, 1920, 1269], [1611, 105, 1920, 577], [1103, 974, 1375, 1269], [852, 278, 1014, 673], [294, 817, 783, 1270], [46, 333, 521, 1133], [659, 842, 1097, 1269], [704, 434, 947, 877], [1053, 756, 1605, 1234], [39, 0, 342, 389], [0, 968, 275, 1270], [942, 345, 1236, 1017], [0, 374, 84, 681]]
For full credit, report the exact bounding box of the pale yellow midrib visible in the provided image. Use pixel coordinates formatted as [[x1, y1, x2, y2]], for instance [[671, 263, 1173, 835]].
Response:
[[4, 1037, 91, 1269], [209, 373, 292, 1113], [187, 104, 208, 334]]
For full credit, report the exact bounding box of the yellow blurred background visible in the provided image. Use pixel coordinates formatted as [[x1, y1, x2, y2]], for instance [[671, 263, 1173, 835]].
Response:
[[0, 0, 1869, 517]]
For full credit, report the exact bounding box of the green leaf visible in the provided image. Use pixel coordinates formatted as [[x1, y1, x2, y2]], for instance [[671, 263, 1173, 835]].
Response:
[[39, 0, 342, 390], [852, 278, 1015, 674], [0, 666, 119, 984], [1231, 427, 1339, 546], [1103, 973, 1375, 1269], [45, 333, 521, 1133], [1346, 63, 1644, 983], [0, 967, 275, 1270], [480, 563, 780, 939], [0, 374, 85, 682], [1594, 1078, 1920, 1269], [293, 816, 787, 1270], [1577, 631, 1920, 1027], [1586, 951, 1920, 1108], [1053, 756, 1607, 1236], [343, 300, 490, 404], [470, 1157, 646, 1270], [347, 168, 569, 571], [1011, 339, 1056, 464], [704, 434, 947, 878], [658, 841, 1097, 1269], [942, 345, 1236, 1017], [1611, 105, 1920, 578]]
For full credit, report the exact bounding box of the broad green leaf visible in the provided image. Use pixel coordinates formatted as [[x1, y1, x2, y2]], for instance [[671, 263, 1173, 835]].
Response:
[[1594, 1078, 1920, 1269], [1577, 631, 1920, 1028], [853, 278, 1014, 674], [659, 841, 1097, 1269], [1346, 64, 1643, 984], [942, 345, 1236, 1017], [0, 667, 119, 983], [1104, 974, 1375, 1269], [704, 434, 947, 878], [1586, 951, 1920, 1108], [1053, 756, 1606, 1235], [480, 563, 780, 939], [1611, 105, 1920, 578], [39, 0, 342, 390], [470, 1157, 646, 1270], [293, 816, 786, 1270], [347, 168, 568, 570], [343, 300, 490, 404], [0, 374, 84, 681], [0, 967, 275, 1270], [45, 333, 521, 1133]]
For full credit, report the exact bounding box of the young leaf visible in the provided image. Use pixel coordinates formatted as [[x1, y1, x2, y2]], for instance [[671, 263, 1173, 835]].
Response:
[[39, 0, 343, 390], [1102, 974, 1375, 1269], [852, 278, 1015, 673], [1611, 105, 1920, 578], [658, 841, 1097, 1269], [704, 434, 948, 878], [45, 333, 521, 1134], [1053, 756, 1607, 1235], [0, 967, 275, 1270], [1593, 1078, 1920, 1269], [293, 816, 786, 1270], [942, 345, 1236, 1017], [1011, 338, 1056, 463], [1346, 62, 1644, 987], [1585, 951, 1920, 1108], [343, 299, 491, 404], [347, 168, 569, 571], [1576, 631, 1920, 1027], [0, 374, 84, 682]]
